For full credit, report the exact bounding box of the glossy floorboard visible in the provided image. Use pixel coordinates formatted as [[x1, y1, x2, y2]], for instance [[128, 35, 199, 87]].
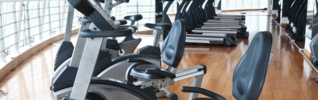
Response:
[[1, 13, 318, 100]]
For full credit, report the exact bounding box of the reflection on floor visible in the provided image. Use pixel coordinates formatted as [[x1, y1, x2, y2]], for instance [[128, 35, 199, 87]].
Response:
[[1, 12, 318, 100]]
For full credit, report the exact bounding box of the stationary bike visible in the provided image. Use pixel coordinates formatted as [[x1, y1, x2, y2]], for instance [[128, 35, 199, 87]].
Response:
[[181, 32, 273, 100], [54, 0, 158, 99], [54, 0, 174, 77], [52, 0, 206, 99]]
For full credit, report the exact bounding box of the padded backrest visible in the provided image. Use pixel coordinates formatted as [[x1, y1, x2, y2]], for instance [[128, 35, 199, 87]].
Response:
[[161, 19, 186, 68], [232, 31, 273, 100], [68, 0, 115, 31]]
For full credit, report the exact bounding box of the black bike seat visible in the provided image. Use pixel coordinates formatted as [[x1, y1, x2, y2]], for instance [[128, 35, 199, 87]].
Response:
[[124, 14, 143, 22], [145, 23, 171, 31]]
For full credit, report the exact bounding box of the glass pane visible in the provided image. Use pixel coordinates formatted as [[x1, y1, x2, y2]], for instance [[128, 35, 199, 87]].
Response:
[[49, 1, 59, 8], [72, 22, 79, 30], [29, 18, 39, 27], [0, 0, 80, 63], [51, 21, 60, 35], [42, 23, 50, 33], [1, 2, 15, 13], [50, 8, 59, 14], [18, 38, 28, 48], [50, 14, 59, 22], [3, 24, 15, 37], [44, 2, 50, 16], [0, 52, 4, 61], [42, 31, 50, 39], [2, 13, 15, 26], [42, 23, 50, 39], [221, 0, 269, 10], [51, 27, 59, 35], [28, 9, 39, 19], [28, 1, 38, 9], [30, 26, 39, 35], [61, 19, 67, 33], [4, 35, 15, 48], [31, 34, 39, 43], [43, 16, 50, 24], [19, 30, 27, 45]]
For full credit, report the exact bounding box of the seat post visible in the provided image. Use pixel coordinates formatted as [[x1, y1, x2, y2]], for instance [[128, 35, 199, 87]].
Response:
[[165, 65, 172, 71], [165, 65, 177, 73], [189, 75, 203, 99], [70, 38, 104, 99], [153, 30, 163, 47]]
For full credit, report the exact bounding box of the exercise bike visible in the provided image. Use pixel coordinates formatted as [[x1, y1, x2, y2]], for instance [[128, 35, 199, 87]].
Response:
[[52, 0, 206, 99], [181, 31, 273, 100], [54, 0, 175, 77]]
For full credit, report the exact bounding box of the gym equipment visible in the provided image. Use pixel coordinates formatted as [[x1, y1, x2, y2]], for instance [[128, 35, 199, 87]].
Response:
[[276, 0, 293, 24], [52, 0, 206, 100], [305, 9, 318, 83], [54, 0, 142, 70], [54, 0, 178, 84], [310, 0, 318, 64], [55, 0, 175, 76], [310, 33, 318, 66], [285, 0, 307, 41], [53, 0, 157, 99], [181, 0, 237, 45], [174, 0, 248, 46], [181, 31, 273, 100], [189, 0, 248, 36], [121, 19, 205, 99], [124, 19, 206, 99]]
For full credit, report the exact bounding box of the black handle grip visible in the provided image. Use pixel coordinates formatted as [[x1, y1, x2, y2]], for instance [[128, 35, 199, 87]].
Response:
[[124, 14, 143, 21], [115, 0, 129, 3], [111, 16, 116, 21], [144, 23, 171, 30], [118, 19, 128, 25], [127, 59, 153, 64], [181, 86, 226, 100], [79, 29, 132, 38], [98, 0, 105, 3], [164, 0, 174, 1], [145, 69, 176, 79], [79, 17, 92, 23]]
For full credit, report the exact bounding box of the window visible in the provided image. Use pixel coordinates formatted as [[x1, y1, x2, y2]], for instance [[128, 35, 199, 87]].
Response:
[[0, 0, 81, 66], [222, 0, 268, 10]]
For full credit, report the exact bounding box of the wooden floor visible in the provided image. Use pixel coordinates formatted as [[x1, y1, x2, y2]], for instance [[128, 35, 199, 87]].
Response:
[[1, 12, 318, 100]]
